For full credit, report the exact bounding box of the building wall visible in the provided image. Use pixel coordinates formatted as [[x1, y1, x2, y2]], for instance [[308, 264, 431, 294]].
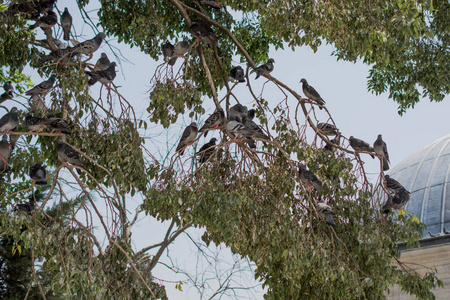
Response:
[[388, 238, 450, 299]]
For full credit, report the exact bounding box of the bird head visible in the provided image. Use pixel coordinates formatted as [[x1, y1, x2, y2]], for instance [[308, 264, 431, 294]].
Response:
[[300, 78, 307, 84], [210, 138, 217, 143]]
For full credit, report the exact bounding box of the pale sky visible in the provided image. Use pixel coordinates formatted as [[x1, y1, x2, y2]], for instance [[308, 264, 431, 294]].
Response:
[[5, 1, 450, 299]]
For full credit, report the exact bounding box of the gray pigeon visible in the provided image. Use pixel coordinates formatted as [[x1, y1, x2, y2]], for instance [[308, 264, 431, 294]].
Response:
[[323, 136, 340, 152], [230, 66, 245, 83], [176, 122, 198, 155], [169, 37, 190, 65], [254, 59, 275, 79], [316, 200, 336, 227], [40, 46, 76, 64], [317, 123, 340, 136], [26, 76, 56, 97], [196, 137, 217, 163], [300, 78, 326, 109], [14, 200, 36, 215], [45, 114, 70, 134], [444, 228, 450, 235], [61, 7, 72, 41], [28, 94, 47, 113], [26, 114, 47, 132], [384, 175, 405, 192], [298, 163, 323, 192], [199, 109, 225, 137], [162, 41, 174, 63], [382, 188, 410, 214], [242, 113, 269, 143], [229, 103, 248, 119], [56, 139, 84, 174], [428, 231, 441, 238], [373, 134, 390, 171], [72, 32, 106, 57], [30, 162, 47, 185], [189, 20, 218, 46], [0, 135, 11, 172], [95, 52, 110, 70], [85, 62, 117, 86], [226, 116, 256, 148], [349, 136, 375, 159], [0, 81, 14, 103], [0, 107, 19, 132], [198, 0, 222, 9]]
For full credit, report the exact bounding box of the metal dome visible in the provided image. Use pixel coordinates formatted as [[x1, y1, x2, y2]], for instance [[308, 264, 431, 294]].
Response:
[[389, 134, 450, 238]]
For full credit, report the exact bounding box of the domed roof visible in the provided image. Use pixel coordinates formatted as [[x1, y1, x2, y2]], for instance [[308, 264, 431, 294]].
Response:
[[389, 134, 450, 238]]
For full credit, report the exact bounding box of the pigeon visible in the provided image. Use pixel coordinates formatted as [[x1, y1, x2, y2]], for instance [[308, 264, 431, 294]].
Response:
[[349, 136, 375, 159], [316, 200, 336, 227], [373, 134, 390, 171], [56, 139, 84, 174], [199, 109, 225, 137], [230, 66, 245, 83], [229, 103, 248, 119], [384, 175, 405, 192], [61, 7, 72, 41], [254, 59, 275, 79], [242, 113, 269, 143], [28, 95, 47, 113], [382, 188, 410, 214], [317, 123, 340, 136], [44, 114, 70, 134], [162, 41, 174, 63], [72, 32, 106, 57], [176, 122, 198, 155], [37, 38, 66, 49], [168, 37, 190, 65], [40, 46, 76, 64], [226, 116, 256, 148], [198, 0, 222, 9], [26, 76, 56, 97], [189, 20, 218, 46], [26, 114, 47, 132], [196, 137, 217, 163], [30, 162, 47, 185], [85, 62, 117, 86], [0, 107, 19, 132], [95, 53, 111, 70], [300, 78, 326, 109], [428, 231, 441, 238], [0, 135, 11, 172], [29, 9, 57, 30], [0, 81, 14, 103], [298, 163, 323, 192], [14, 200, 36, 215], [444, 228, 450, 235], [323, 136, 340, 152]]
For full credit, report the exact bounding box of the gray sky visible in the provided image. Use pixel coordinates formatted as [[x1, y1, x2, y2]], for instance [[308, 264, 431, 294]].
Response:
[[8, 1, 450, 299]]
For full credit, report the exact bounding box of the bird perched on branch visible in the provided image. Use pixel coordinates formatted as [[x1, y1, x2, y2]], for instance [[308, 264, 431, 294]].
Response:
[[230, 66, 245, 83], [226, 116, 256, 149], [26, 114, 47, 132], [29, 9, 57, 30], [349, 136, 375, 158], [316, 200, 336, 227], [317, 123, 340, 136], [196, 138, 218, 163], [0, 135, 11, 173], [85, 62, 117, 86], [72, 32, 106, 57], [242, 110, 269, 144], [190, 20, 218, 46], [176, 122, 198, 155], [95, 53, 111, 70], [298, 163, 323, 192], [161, 41, 174, 63], [300, 78, 325, 109], [0, 81, 14, 103], [61, 7, 72, 41], [30, 162, 47, 185], [229, 103, 248, 119], [199, 109, 225, 137], [0, 107, 19, 132], [323, 136, 340, 152], [373, 134, 390, 171], [382, 188, 410, 214], [56, 139, 84, 175], [45, 114, 71, 134], [198, 0, 222, 9], [169, 37, 190, 65], [26, 76, 56, 97], [254, 59, 275, 79]]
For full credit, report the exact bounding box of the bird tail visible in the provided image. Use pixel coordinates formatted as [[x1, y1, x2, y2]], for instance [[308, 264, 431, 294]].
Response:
[[63, 29, 70, 41], [382, 157, 390, 171], [168, 56, 177, 66]]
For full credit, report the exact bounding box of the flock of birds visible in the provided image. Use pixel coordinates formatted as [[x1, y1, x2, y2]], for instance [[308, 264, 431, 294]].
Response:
[[1, 0, 411, 226]]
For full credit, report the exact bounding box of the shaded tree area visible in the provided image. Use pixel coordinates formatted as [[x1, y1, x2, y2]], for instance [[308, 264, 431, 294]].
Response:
[[1, 0, 448, 299]]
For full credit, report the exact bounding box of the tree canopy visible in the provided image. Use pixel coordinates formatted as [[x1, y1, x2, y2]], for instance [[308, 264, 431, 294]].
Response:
[[0, 0, 448, 299]]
